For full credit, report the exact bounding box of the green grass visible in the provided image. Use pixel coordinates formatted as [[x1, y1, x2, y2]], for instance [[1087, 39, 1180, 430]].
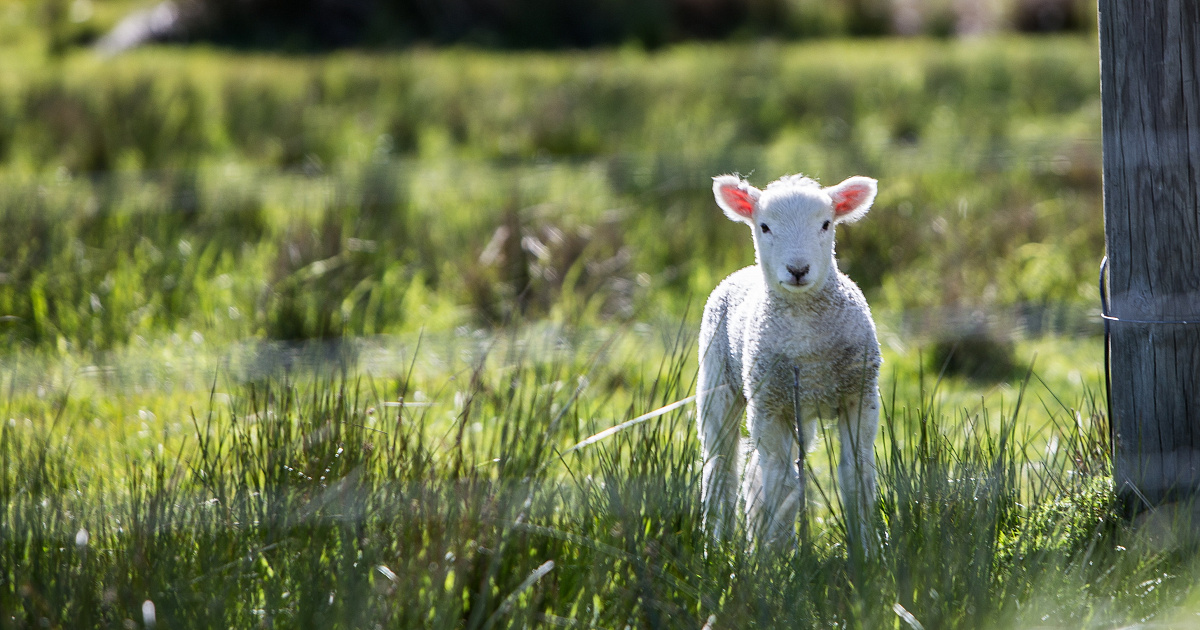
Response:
[[0, 36, 1103, 351], [1, 331, 1196, 629]]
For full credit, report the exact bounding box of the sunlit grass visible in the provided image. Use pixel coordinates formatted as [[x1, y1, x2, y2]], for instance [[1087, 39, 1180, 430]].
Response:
[[2, 326, 1195, 628]]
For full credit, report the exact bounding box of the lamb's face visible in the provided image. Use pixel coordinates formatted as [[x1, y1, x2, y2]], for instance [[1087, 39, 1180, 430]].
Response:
[[752, 186, 838, 294], [713, 174, 877, 296]]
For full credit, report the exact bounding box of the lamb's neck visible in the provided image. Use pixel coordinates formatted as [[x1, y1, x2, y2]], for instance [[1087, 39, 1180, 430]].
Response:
[[764, 271, 841, 316]]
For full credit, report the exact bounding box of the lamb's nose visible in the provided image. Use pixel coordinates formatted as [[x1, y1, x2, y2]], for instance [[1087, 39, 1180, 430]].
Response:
[[787, 264, 810, 283]]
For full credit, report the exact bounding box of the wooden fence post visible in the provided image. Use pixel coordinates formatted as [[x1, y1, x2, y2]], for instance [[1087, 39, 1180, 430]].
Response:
[[1099, 0, 1200, 512]]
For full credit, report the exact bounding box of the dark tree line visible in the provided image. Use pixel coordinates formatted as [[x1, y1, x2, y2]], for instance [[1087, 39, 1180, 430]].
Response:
[[141, 0, 793, 49], [87, 0, 1094, 52]]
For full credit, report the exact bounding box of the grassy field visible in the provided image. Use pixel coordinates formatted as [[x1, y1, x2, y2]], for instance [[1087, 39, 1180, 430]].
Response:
[[0, 340, 1174, 627], [1, 36, 1103, 347], [3, 16, 1198, 627], [4, 331, 1197, 628]]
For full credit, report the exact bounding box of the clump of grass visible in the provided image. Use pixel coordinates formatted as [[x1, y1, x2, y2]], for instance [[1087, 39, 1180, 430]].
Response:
[[1, 330, 1195, 628], [0, 173, 269, 351]]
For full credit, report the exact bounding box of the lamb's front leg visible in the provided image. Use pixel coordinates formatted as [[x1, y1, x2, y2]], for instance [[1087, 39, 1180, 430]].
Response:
[[743, 401, 801, 546], [838, 386, 880, 551], [697, 358, 742, 542]]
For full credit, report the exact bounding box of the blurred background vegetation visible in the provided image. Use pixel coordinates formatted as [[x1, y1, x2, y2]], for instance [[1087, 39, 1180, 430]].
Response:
[[2, 0, 1104, 368]]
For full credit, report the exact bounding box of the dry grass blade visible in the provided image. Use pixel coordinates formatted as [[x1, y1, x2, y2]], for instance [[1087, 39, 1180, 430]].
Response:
[[561, 394, 697, 455]]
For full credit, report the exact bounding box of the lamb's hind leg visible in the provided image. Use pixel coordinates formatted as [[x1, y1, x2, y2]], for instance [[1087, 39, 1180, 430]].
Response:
[[697, 352, 741, 541], [838, 387, 880, 551]]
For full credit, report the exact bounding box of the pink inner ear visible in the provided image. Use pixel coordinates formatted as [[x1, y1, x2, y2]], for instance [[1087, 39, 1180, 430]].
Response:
[[833, 185, 871, 216], [720, 186, 756, 218]]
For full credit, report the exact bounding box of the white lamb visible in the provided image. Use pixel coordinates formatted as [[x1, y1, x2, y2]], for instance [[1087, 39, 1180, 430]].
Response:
[[698, 173, 882, 548]]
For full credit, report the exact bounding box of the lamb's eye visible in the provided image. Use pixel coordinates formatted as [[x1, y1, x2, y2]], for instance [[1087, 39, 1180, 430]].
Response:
[[760, 223, 771, 234], [821, 220, 831, 231]]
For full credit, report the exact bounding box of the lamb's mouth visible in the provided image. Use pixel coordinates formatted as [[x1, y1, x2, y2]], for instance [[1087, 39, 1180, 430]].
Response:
[[779, 279, 811, 293]]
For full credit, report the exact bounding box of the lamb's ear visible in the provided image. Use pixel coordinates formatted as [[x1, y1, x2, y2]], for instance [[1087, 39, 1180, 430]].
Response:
[[712, 175, 761, 224], [825, 176, 877, 224]]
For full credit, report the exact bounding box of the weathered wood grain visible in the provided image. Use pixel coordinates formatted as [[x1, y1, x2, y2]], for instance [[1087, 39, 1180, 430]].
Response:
[[1100, 0, 1200, 511]]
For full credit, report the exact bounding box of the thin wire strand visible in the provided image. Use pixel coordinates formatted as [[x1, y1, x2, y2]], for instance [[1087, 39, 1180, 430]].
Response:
[[1099, 257, 1200, 325], [1098, 255, 1200, 482]]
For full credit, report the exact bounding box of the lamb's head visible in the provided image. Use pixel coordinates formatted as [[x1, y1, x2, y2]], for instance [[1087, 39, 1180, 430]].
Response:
[[712, 173, 877, 296]]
